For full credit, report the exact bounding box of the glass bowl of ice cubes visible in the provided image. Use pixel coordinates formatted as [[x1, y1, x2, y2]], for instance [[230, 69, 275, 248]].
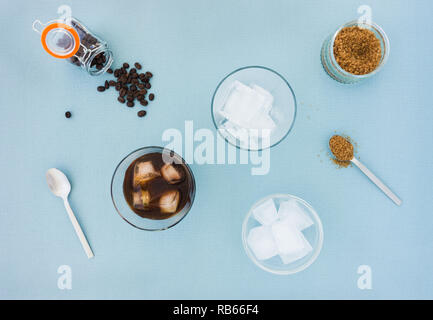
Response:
[[211, 66, 297, 151], [111, 146, 196, 231], [242, 194, 323, 275]]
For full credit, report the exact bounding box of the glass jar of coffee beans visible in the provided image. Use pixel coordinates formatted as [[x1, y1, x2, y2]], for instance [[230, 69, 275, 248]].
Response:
[[33, 17, 113, 76]]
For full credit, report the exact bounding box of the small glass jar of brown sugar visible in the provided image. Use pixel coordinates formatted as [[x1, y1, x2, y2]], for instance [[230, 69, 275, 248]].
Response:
[[321, 20, 389, 84]]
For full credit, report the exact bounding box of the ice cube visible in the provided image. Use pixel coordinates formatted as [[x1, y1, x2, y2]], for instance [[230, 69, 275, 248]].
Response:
[[252, 198, 278, 225], [247, 225, 278, 260], [133, 161, 160, 186], [132, 188, 151, 210], [271, 218, 312, 263], [159, 190, 180, 213], [279, 236, 313, 264], [278, 200, 314, 231], [249, 113, 276, 130], [219, 81, 269, 128], [251, 84, 273, 113], [161, 163, 185, 184]]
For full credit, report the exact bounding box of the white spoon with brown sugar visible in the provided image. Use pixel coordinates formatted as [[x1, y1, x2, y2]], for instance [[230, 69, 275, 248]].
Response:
[[329, 135, 402, 206]]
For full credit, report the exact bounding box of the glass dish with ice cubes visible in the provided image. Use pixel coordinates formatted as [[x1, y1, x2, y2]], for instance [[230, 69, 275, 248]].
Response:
[[211, 66, 296, 151], [242, 194, 323, 275]]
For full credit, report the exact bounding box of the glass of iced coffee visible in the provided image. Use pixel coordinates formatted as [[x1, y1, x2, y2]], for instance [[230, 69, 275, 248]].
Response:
[[111, 147, 196, 230]]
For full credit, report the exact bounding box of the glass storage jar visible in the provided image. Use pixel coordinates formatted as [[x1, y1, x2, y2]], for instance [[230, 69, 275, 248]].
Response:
[[32, 17, 113, 76], [321, 20, 389, 84]]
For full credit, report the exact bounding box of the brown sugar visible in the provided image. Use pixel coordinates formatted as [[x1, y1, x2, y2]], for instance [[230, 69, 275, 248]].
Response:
[[329, 135, 354, 168], [333, 26, 381, 75]]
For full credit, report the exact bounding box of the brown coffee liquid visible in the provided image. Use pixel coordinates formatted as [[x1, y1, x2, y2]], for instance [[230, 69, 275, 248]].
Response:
[[123, 152, 192, 220]]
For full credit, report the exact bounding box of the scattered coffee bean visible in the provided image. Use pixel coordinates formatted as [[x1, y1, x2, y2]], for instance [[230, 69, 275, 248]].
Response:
[[65, 111, 72, 118], [97, 61, 156, 117]]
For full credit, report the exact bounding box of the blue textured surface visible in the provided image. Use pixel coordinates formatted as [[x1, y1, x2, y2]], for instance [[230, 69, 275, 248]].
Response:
[[0, 0, 432, 299]]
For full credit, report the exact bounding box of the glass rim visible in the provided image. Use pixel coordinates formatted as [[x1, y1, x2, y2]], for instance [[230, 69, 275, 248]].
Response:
[[87, 47, 113, 76], [110, 146, 196, 231], [242, 193, 324, 275], [210, 65, 297, 151], [329, 20, 390, 79]]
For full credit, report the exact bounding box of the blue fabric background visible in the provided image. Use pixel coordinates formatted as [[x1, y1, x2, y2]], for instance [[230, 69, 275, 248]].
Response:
[[0, 0, 432, 299]]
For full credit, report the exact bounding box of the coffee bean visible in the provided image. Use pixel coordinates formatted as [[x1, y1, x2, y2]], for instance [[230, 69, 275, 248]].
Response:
[[96, 61, 155, 118], [65, 111, 72, 118]]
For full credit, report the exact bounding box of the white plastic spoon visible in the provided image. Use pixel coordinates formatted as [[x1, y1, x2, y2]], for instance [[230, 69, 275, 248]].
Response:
[[350, 157, 402, 206], [46, 168, 94, 258], [329, 135, 402, 206]]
